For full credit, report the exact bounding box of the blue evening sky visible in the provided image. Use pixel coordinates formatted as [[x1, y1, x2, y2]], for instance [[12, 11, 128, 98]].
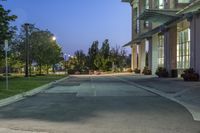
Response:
[[2, 0, 131, 55]]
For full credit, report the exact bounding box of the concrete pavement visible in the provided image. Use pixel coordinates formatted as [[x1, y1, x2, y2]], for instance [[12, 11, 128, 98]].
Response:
[[115, 74, 200, 121], [0, 75, 199, 133]]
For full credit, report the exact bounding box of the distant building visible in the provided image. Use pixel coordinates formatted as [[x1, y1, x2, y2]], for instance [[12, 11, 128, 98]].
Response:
[[122, 0, 200, 76]]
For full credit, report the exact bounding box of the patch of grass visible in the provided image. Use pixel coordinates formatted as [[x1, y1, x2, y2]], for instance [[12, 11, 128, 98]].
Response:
[[0, 75, 66, 100]]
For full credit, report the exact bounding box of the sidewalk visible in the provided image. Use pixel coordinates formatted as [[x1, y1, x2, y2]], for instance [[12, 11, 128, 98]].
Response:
[[116, 75, 200, 121]]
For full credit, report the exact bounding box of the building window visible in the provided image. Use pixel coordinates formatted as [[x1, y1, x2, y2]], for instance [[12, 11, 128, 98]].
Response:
[[154, 0, 164, 9], [177, 28, 190, 69], [178, 0, 190, 3], [159, 0, 164, 9], [158, 35, 164, 67], [145, 0, 150, 9]]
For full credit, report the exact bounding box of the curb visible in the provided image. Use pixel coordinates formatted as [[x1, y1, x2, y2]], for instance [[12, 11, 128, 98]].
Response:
[[0, 76, 68, 108], [114, 76, 200, 121]]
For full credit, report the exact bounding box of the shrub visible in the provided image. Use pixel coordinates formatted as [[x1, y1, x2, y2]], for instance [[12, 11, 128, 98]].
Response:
[[156, 67, 169, 78], [2, 73, 12, 76], [181, 68, 199, 81], [80, 67, 89, 74], [75, 71, 81, 75], [68, 69, 76, 75], [127, 68, 133, 73], [36, 74, 46, 76], [142, 67, 152, 75], [134, 68, 141, 74]]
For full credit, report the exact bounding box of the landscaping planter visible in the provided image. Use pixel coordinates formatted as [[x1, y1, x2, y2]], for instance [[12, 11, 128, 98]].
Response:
[[181, 68, 200, 81]]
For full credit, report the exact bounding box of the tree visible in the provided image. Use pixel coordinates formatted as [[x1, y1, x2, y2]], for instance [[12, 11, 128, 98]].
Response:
[[10, 24, 39, 75], [110, 45, 127, 72], [30, 30, 62, 74], [101, 39, 110, 59], [74, 50, 87, 70], [94, 53, 110, 71], [0, 3, 17, 63], [94, 39, 111, 71], [11, 25, 38, 65], [88, 41, 99, 70]]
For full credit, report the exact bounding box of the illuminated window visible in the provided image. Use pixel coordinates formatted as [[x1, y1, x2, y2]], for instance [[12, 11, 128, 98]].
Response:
[[145, 0, 149, 9], [177, 28, 190, 69], [178, 0, 190, 3], [158, 35, 164, 67], [159, 0, 164, 9]]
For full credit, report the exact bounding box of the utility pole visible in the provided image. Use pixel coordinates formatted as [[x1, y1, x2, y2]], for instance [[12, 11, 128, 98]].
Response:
[[24, 23, 30, 77]]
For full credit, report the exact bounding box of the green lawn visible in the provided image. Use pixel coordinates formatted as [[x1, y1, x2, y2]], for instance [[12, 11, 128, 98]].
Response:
[[0, 75, 66, 100]]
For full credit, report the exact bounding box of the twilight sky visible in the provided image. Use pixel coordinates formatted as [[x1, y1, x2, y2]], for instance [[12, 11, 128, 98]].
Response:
[[2, 0, 131, 55]]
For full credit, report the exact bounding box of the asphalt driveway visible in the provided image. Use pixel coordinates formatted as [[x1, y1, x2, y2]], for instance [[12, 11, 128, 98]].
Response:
[[0, 75, 199, 133]]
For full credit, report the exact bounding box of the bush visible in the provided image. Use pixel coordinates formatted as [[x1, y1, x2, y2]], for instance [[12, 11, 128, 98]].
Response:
[[127, 68, 133, 73], [181, 68, 199, 81], [36, 74, 46, 76], [75, 71, 81, 75], [134, 68, 141, 74], [80, 67, 89, 74], [156, 67, 169, 78], [68, 69, 76, 75], [2, 73, 12, 76], [142, 67, 152, 75]]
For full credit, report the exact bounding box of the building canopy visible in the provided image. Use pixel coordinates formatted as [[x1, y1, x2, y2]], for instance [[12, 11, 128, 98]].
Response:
[[177, 0, 200, 14], [138, 9, 179, 23]]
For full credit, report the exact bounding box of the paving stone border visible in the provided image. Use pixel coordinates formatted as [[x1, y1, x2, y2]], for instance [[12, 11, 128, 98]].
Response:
[[0, 76, 68, 108]]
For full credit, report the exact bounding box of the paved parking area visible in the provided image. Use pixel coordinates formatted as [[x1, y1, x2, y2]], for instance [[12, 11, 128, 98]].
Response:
[[0, 75, 199, 133]]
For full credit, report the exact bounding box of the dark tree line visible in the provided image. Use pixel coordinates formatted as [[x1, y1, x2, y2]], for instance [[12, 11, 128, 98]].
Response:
[[67, 39, 131, 74]]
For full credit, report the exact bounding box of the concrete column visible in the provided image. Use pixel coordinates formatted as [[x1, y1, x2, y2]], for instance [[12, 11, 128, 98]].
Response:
[[148, 38, 153, 71], [190, 13, 200, 75], [138, 43, 146, 72], [152, 34, 159, 74], [131, 45, 137, 70], [164, 26, 177, 75]]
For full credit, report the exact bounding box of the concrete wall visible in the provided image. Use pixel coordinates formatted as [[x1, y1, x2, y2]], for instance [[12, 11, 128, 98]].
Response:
[[151, 34, 159, 74], [164, 26, 177, 75], [190, 13, 200, 74], [131, 45, 138, 70]]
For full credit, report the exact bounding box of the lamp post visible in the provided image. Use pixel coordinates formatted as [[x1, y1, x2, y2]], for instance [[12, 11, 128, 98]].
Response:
[[51, 36, 57, 73], [64, 53, 66, 74], [4, 40, 9, 90], [24, 23, 30, 77]]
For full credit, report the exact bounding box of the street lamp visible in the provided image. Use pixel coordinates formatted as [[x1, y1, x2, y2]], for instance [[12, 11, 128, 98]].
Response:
[[4, 40, 10, 90], [24, 23, 30, 77], [64, 53, 68, 75], [52, 36, 56, 41]]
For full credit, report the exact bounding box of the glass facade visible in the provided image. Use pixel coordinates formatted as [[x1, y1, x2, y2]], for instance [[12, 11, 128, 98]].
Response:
[[177, 28, 191, 69], [158, 35, 164, 67]]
